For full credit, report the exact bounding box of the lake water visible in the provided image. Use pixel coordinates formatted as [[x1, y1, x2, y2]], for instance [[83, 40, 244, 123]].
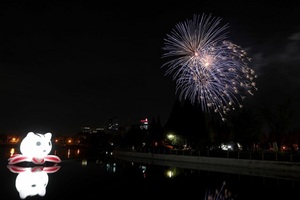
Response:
[[1, 145, 300, 199]]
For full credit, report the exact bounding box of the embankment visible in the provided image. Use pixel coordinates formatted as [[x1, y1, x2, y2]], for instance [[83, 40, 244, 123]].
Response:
[[113, 150, 300, 181]]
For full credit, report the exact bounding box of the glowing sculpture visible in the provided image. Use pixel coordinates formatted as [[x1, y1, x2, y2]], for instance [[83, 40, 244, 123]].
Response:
[[7, 165, 60, 199], [8, 132, 61, 165]]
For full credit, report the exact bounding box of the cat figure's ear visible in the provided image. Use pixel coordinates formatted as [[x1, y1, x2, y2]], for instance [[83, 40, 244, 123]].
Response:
[[44, 132, 52, 140]]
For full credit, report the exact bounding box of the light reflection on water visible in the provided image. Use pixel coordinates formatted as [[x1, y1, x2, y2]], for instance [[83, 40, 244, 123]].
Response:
[[7, 165, 61, 199], [1, 145, 300, 199]]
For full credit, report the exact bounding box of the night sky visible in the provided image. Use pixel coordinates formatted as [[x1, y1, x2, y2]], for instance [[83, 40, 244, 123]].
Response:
[[0, 1, 300, 136]]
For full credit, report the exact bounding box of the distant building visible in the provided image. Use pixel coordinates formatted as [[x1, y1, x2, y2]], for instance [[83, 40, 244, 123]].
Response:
[[104, 117, 119, 132], [139, 118, 148, 130]]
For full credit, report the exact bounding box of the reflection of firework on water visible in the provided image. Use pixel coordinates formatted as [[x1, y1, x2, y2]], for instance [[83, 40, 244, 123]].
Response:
[[162, 14, 257, 121], [204, 181, 235, 200]]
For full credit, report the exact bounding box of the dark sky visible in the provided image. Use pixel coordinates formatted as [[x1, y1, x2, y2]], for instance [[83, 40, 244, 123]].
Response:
[[0, 1, 300, 136]]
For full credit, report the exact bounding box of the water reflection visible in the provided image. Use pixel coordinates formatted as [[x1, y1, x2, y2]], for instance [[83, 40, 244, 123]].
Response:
[[204, 181, 234, 200], [7, 165, 60, 199], [1, 146, 300, 199]]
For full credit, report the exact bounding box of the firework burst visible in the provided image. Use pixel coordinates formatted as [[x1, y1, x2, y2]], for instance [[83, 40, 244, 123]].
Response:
[[162, 14, 257, 121]]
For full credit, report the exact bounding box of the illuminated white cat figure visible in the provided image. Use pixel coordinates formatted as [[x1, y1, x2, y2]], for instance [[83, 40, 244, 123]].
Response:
[[16, 168, 48, 199], [7, 165, 60, 199], [8, 132, 61, 165], [21, 132, 52, 159]]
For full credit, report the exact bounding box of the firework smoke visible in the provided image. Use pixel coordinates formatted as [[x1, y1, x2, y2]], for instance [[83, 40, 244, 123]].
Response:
[[162, 14, 257, 121]]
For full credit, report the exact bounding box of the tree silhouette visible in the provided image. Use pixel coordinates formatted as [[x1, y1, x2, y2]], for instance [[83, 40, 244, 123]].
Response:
[[260, 98, 295, 150], [229, 107, 263, 150], [164, 98, 208, 149], [149, 116, 164, 142]]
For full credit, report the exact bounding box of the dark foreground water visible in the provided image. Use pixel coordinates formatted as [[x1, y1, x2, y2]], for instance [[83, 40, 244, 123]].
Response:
[[1, 145, 300, 200]]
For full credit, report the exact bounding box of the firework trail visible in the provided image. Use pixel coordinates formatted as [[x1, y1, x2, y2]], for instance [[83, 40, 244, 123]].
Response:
[[162, 14, 257, 121]]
